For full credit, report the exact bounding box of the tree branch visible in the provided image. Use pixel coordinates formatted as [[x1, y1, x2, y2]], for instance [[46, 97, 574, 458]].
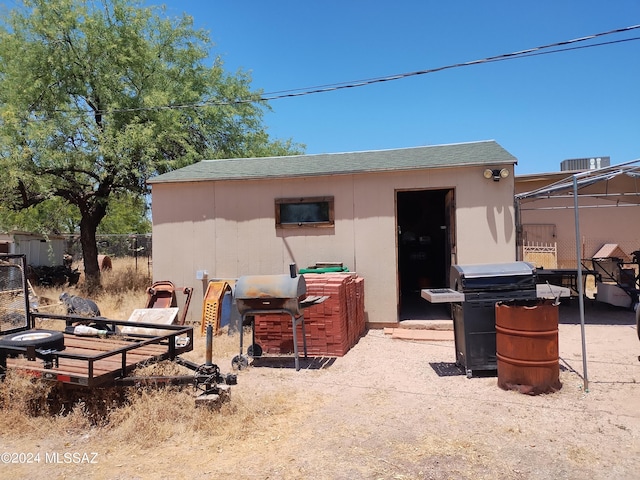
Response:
[[16, 180, 46, 208]]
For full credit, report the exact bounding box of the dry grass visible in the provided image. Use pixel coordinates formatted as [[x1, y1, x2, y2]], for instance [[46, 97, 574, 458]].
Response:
[[0, 366, 299, 450], [1, 257, 300, 450], [33, 257, 152, 319]]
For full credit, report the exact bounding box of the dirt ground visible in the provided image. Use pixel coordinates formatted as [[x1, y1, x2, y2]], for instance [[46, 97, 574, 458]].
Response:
[[2, 299, 640, 479]]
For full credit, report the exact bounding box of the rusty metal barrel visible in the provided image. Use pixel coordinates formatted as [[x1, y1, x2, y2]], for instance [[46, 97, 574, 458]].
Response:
[[495, 299, 562, 395], [98, 255, 112, 271]]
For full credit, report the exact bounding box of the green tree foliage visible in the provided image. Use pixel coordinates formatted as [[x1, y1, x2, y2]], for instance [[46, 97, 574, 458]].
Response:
[[0, 193, 150, 235], [98, 193, 150, 235], [0, 198, 78, 235], [0, 0, 303, 291]]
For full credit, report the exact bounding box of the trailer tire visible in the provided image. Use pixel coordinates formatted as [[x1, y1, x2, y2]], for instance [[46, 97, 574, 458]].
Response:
[[0, 330, 65, 351], [636, 304, 640, 341]]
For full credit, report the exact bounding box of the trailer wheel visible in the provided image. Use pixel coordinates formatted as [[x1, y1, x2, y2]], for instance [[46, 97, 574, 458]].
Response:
[[636, 304, 640, 341], [0, 330, 65, 350]]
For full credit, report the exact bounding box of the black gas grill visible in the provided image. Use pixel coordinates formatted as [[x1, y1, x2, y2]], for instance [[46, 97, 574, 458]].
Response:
[[450, 262, 537, 378]]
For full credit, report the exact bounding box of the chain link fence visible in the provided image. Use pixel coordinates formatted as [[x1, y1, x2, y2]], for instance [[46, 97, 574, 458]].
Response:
[[522, 238, 640, 270], [63, 234, 152, 270]]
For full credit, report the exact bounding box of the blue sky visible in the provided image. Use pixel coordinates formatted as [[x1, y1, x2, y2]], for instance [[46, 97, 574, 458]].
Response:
[[149, 1, 639, 174]]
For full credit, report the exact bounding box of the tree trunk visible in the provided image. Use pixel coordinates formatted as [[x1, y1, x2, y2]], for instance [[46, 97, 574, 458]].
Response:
[[80, 217, 101, 294]]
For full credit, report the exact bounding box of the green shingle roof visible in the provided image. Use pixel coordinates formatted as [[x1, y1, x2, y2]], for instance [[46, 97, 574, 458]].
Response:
[[148, 140, 516, 184]]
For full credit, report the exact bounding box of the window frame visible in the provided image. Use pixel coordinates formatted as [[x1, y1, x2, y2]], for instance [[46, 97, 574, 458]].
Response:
[[275, 196, 335, 229]]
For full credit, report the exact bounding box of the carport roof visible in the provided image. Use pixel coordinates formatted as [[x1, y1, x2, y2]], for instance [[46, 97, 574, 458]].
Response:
[[148, 140, 516, 184], [515, 160, 640, 205]]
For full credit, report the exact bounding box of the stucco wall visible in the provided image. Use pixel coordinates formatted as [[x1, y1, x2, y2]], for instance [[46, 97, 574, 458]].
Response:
[[151, 165, 516, 325]]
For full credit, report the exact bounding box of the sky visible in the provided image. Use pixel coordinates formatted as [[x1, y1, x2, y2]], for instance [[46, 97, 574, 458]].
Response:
[[146, 0, 640, 175]]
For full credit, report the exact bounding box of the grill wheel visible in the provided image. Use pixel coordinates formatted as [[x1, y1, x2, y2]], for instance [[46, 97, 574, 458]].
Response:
[[231, 354, 249, 370], [247, 343, 262, 357]]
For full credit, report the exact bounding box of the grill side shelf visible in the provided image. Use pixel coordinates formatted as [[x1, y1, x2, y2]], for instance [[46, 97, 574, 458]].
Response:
[[421, 289, 465, 303]]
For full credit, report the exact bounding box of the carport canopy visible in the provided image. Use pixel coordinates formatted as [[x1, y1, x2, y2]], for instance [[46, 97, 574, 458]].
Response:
[[515, 158, 640, 391], [516, 159, 640, 206]]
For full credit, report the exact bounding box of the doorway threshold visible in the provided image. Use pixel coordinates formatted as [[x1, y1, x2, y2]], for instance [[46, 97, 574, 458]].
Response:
[[399, 319, 453, 330], [399, 293, 452, 323], [384, 327, 454, 341]]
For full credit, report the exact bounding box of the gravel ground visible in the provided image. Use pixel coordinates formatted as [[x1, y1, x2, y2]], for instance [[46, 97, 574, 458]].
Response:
[[2, 299, 639, 479], [200, 299, 640, 479]]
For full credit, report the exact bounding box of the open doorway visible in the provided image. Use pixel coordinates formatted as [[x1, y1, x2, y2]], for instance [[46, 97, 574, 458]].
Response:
[[396, 189, 455, 321]]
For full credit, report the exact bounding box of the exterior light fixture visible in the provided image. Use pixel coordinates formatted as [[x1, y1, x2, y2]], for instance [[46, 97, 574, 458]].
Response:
[[484, 168, 510, 182]]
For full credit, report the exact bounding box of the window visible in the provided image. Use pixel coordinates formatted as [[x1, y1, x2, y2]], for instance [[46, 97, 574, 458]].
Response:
[[275, 196, 334, 228]]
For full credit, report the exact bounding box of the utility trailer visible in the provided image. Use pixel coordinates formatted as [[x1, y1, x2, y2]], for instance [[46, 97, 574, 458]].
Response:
[[0, 253, 235, 405]]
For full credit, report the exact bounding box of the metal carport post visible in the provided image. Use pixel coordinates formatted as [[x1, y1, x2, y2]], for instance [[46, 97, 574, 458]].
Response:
[[515, 159, 640, 393]]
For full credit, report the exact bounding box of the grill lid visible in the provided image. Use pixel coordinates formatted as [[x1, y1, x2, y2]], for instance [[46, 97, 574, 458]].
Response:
[[235, 274, 308, 316], [234, 271, 330, 317], [452, 262, 535, 279], [235, 274, 306, 301], [451, 261, 537, 293]]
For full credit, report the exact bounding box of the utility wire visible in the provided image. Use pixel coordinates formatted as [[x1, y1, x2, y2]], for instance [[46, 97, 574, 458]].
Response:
[[33, 23, 640, 117], [262, 24, 640, 97], [260, 36, 640, 102]]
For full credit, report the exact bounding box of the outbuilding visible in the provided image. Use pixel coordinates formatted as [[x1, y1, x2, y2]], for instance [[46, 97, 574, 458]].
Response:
[[148, 140, 518, 327], [0, 230, 66, 267]]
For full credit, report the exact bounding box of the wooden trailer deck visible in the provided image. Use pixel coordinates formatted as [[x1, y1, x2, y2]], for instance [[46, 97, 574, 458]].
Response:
[[3, 324, 193, 388], [0, 254, 198, 390]]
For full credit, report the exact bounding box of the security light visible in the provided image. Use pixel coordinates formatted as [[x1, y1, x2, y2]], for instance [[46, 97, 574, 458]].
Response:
[[484, 168, 510, 182]]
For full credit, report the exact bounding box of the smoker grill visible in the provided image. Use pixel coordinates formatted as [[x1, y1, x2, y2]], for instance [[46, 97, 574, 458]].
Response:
[[233, 270, 327, 371], [449, 261, 537, 378]]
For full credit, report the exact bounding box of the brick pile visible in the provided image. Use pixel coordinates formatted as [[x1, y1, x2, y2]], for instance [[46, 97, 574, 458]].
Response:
[[253, 273, 365, 357]]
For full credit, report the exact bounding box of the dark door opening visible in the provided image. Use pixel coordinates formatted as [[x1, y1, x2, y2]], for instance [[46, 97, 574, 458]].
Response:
[[397, 189, 455, 320]]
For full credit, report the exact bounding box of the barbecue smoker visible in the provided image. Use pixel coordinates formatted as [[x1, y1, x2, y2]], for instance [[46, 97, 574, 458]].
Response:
[[449, 262, 537, 378], [233, 267, 327, 371]]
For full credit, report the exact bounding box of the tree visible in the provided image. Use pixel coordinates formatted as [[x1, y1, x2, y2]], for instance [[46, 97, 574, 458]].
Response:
[[97, 193, 151, 235], [0, 198, 78, 235], [0, 192, 150, 235], [0, 0, 303, 292]]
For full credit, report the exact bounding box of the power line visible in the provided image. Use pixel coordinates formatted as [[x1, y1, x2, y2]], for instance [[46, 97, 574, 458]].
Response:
[[25, 24, 640, 117], [259, 37, 640, 102], [261, 24, 640, 98]]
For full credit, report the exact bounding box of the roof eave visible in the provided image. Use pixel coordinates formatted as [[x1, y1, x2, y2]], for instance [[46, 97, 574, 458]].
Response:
[[148, 159, 515, 185]]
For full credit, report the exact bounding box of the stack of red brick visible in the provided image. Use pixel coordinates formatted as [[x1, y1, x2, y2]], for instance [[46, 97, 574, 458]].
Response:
[[253, 273, 365, 357]]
